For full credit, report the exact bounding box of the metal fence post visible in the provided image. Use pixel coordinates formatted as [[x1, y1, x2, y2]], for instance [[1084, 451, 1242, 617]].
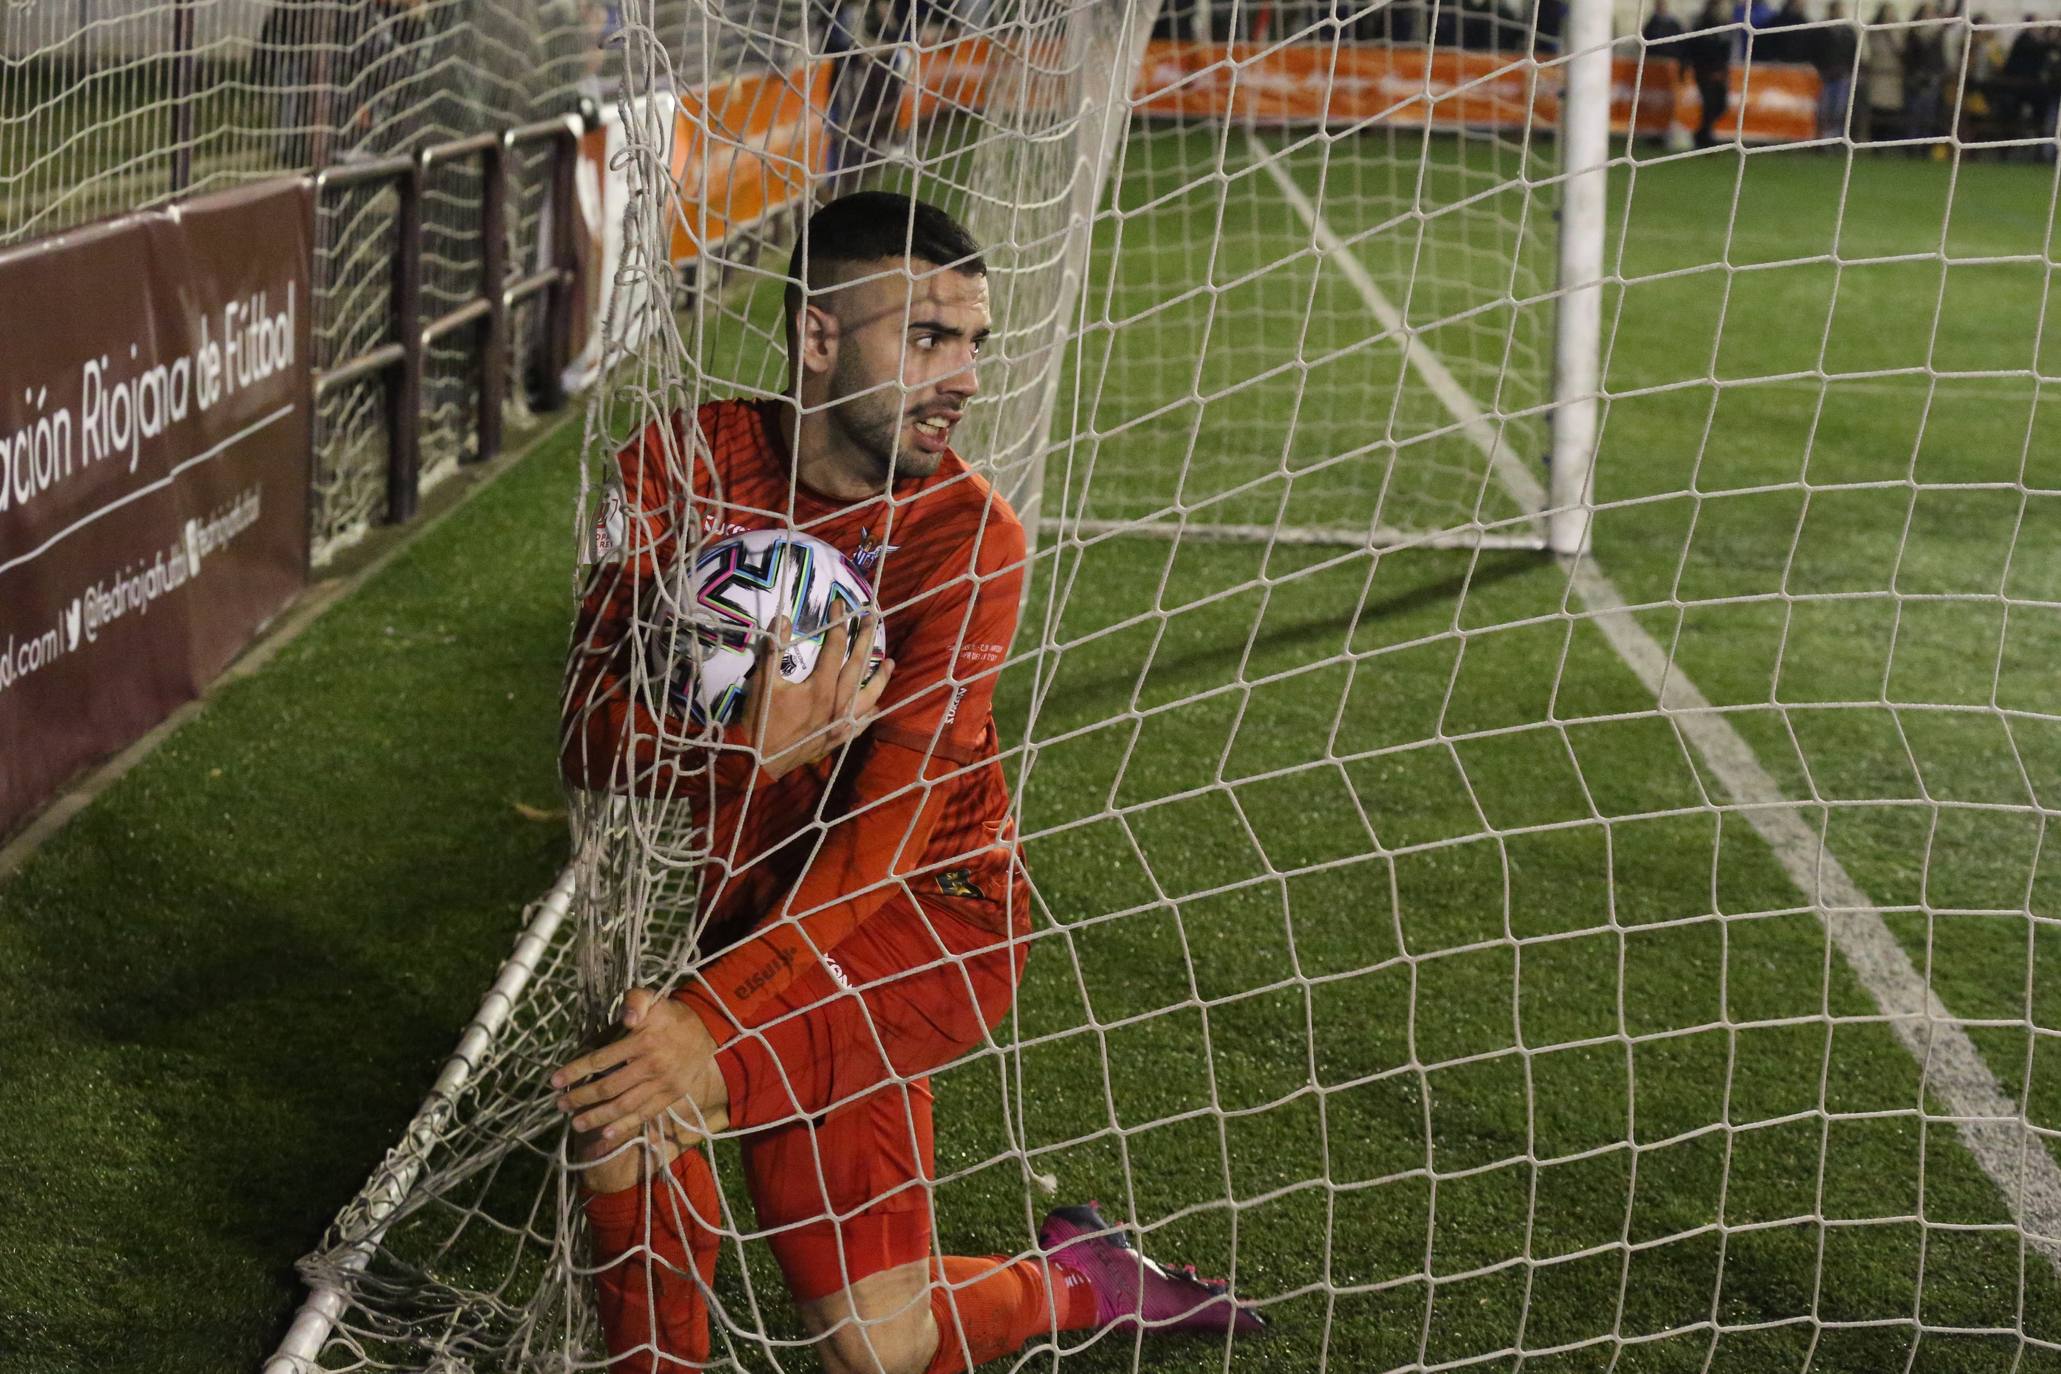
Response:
[[541, 122, 578, 413], [388, 154, 425, 523], [316, 121, 584, 530], [478, 136, 508, 463], [170, 0, 195, 194]]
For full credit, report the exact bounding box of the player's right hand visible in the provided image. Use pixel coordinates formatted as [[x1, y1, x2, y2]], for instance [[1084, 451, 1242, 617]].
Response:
[[733, 613, 894, 780], [554, 987, 729, 1163]]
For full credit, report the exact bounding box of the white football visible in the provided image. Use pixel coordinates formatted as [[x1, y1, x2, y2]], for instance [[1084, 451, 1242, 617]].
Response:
[[670, 528, 884, 726]]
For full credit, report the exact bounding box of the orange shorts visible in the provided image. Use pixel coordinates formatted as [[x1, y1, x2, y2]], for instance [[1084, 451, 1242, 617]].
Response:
[[679, 885, 1027, 1303]]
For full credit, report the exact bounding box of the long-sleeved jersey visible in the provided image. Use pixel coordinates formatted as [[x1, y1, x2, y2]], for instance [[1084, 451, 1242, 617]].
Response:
[[561, 398, 1029, 1029]]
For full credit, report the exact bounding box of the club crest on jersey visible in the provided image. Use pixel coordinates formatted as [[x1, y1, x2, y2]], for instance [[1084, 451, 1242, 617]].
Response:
[[850, 526, 899, 576]]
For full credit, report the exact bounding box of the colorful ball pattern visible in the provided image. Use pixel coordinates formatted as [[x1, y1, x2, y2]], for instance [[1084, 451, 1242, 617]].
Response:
[[671, 528, 885, 726]]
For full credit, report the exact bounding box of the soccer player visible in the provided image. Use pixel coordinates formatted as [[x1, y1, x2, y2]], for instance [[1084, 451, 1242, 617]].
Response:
[[552, 191, 1266, 1373]]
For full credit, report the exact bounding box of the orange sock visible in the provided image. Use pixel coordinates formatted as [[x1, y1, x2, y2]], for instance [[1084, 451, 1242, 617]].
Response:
[[922, 1253, 1100, 1374], [585, 1148, 723, 1371]]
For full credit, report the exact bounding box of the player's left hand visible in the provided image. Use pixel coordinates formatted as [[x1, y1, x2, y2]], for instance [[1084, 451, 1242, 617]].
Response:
[[734, 612, 894, 781], [550, 987, 731, 1145]]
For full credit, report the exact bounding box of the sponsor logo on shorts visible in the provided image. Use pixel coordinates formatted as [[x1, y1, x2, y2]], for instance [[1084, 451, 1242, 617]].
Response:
[[822, 954, 852, 990]]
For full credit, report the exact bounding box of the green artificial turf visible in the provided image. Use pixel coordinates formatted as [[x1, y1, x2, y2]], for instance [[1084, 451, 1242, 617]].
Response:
[[4, 123, 2061, 1374], [0, 432, 579, 1371]]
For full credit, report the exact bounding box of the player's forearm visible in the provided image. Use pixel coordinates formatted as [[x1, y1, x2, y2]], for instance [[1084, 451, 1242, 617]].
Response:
[[688, 740, 951, 1026]]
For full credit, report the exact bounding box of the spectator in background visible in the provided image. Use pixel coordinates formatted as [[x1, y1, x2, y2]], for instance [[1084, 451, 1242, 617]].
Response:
[[1491, 0, 1529, 50], [837, 0, 909, 177], [1644, 0, 1687, 47], [337, 0, 430, 152], [1758, 0, 1810, 64], [1643, 0, 1691, 141], [1644, 0, 1691, 111], [1325, 0, 1367, 37], [1535, 0, 1566, 52], [255, 0, 431, 167], [1966, 11, 2008, 81], [1905, 3, 1950, 142], [1154, 0, 1205, 40], [1999, 16, 2056, 149], [2035, 21, 2061, 151], [1955, 12, 2008, 142], [1460, 0, 1498, 50], [1690, 0, 1735, 145], [1433, 0, 1462, 50], [898, 0, 957, 38], [819, 0, 868, 189], [1733, 0, 1776, 55], [1862, 3, 1905, 140], [1817, 2, 1862, 136], [1644, 0, 1689, 75], [255, 0, 328, 165], [1383, 0, 1426, 43]]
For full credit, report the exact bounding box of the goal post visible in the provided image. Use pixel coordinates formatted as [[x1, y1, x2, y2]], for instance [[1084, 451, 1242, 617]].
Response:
[[1548, 0, 1613, 558], [1020, 7, 1613, 556]]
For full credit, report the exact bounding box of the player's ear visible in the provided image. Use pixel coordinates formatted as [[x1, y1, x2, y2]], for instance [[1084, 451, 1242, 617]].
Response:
[[798, 302, 839, 377]]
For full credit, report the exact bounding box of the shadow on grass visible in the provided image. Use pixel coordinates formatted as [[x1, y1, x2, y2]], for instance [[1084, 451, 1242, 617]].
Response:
[[1041, 547, 1549, 718]]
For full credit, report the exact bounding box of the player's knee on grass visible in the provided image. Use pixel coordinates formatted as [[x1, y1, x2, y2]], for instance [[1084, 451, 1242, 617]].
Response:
[[797, 1263, 938, 1374]]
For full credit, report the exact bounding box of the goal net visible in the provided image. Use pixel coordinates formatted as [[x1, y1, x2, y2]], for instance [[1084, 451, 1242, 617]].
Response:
[[1053, 19, 1559, 549], [1, 0, 605, 556], [273, 1, 2061, 1371]]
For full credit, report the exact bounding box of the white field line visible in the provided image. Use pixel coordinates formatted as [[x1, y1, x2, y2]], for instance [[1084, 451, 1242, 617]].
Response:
[[1254, 135, 2061, 1269], [1242, 142, 1546, 530]]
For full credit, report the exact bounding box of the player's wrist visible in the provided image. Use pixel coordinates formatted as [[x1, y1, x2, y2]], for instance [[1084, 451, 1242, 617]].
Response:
[[671, 975, 742, 1049], [710, 726, 778, 789]]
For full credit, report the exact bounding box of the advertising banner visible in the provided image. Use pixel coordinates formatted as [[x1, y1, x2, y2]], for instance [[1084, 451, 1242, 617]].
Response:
[[0, 179, 314, 835]]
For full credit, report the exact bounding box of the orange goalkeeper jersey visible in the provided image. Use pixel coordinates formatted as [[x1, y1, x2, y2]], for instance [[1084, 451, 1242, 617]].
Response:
[[561, 398, 1029, 1027]]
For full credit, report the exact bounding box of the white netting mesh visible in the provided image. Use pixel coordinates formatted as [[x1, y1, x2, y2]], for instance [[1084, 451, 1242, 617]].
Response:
[[276, 1, 2061, 1371], [1, 0, 602, 554], [1058, 61, 1554, 544]]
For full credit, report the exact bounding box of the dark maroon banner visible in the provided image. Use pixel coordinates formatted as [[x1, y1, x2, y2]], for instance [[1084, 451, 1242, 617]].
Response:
[[0, 179, 314, 836]]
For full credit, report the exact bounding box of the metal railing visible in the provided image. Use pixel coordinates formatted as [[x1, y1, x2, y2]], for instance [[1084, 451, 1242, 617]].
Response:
[[313, 115, 582, 525]]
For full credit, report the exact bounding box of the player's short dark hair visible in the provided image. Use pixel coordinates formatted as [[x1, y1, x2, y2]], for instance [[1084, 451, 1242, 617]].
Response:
[[783, 192, 986, 357]]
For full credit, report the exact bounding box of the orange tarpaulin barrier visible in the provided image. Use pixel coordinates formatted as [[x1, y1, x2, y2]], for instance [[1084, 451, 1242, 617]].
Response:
[[670, 64, 834, 262], [905, 38, 1823, 145], [576, 62, 830, 279], [1655, 62, 1823, 143], [1137, 39, 1544, 127], [566, 63, 830, 382]]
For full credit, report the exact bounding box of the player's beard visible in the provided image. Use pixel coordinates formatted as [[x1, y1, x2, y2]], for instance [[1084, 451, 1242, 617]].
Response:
[[827, 348, 943, 484]]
